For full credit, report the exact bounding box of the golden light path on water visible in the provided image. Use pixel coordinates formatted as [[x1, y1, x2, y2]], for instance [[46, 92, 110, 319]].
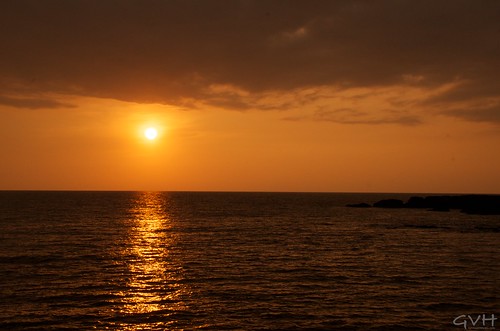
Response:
[[115, 192, 190, 330]]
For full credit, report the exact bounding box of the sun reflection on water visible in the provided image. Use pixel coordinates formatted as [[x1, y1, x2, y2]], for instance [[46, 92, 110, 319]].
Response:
[[115, 192, 189, 329]]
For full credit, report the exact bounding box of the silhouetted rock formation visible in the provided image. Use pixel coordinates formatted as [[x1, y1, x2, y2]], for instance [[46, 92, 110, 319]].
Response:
[[347, 195, 500, 215], [420, 196, 453, 210], [458, 195, 500, 215], [346, 202, 371, 208], [373, 199, 405, 208], [405, 195, 500, 214], [405, 196, 426, 208]]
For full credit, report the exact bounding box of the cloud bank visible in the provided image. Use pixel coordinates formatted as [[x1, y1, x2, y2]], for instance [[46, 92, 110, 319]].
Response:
[[1, 0, 499, 123]]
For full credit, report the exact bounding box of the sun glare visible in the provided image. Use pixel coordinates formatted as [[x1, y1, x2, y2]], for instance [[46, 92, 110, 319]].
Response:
[[144, 127, 158, 140]]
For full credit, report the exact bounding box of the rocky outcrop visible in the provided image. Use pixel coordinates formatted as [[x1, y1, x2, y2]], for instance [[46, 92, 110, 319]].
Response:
[[405, 196, 426, 208], [347, 195, 500, 215], [458, 195, 500, 215], [405, 195, 500, 214], [373, 199, 405, 208]]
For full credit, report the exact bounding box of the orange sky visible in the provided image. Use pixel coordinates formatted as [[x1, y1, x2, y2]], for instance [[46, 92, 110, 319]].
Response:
[[1, 1, 499, 193]]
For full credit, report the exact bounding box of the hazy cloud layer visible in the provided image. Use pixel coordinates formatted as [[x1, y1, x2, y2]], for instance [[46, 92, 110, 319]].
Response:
[[1, 0, 499, 123]]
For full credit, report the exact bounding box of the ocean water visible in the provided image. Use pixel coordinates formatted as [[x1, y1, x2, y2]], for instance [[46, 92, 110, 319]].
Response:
[[0, 191, 498, 330]]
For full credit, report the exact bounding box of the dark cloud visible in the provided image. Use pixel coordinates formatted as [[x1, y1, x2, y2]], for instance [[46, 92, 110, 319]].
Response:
[[443, 105, 500, 123], [285, 108, 422, 126], [0, 95, 75, 109], [0, 0, 499, 122]]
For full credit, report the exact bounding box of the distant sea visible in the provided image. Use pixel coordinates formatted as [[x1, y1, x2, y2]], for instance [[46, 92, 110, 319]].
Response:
[[0, 191, 498, 330]]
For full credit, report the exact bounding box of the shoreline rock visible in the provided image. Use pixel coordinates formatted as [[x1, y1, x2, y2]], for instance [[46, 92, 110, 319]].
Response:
[[373, 199, 405, 208], [347, 195, 500, 215]]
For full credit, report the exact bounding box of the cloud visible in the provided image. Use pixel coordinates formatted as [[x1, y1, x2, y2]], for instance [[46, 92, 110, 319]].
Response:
[[287, 83, 457, 123], [0, 0, 499, 123], [0, 94, 75, 109], [284, 108, 422, 126], [311, 108, 422, 126], [442, 104, 500, 123]]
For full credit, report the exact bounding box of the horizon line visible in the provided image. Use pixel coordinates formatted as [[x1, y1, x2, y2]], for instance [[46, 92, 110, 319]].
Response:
[[1, 189, 499, 195]]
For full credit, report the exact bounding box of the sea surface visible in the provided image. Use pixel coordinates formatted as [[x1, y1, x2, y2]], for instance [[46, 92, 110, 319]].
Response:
[[0, 191, 498, 330]]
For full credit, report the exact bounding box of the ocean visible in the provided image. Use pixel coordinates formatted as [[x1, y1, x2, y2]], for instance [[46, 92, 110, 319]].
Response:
[[0, 191, 498, 330]]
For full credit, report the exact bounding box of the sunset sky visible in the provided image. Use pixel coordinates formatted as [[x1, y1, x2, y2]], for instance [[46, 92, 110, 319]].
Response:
[[1, 0, 499, 193]]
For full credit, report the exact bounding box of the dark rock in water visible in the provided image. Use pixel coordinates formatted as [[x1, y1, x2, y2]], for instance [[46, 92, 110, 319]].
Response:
[[459, 195, 500, 215], [346, 202, 371, 208], [405, 194, 500, 214], [359, 194, 500, 214], [405, 196, 426, 208], [373, 199, 405, 208], [423, 196, 453, 210]]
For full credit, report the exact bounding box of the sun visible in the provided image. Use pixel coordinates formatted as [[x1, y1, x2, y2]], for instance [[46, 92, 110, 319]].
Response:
[[144, 127, 158, 140]]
